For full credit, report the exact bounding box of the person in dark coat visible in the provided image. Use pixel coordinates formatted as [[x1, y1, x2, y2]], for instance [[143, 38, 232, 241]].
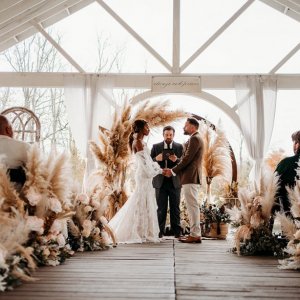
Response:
[[274, 130, 300, 215], [151, 126, 183, 238]]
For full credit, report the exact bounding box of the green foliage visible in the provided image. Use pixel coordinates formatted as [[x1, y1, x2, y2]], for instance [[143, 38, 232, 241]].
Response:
[[231, 225, 287, 257]]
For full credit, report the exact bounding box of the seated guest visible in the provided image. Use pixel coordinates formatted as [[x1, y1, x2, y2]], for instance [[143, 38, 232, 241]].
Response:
[[0, 115, 30, 186], [274, 130, 300, 215]]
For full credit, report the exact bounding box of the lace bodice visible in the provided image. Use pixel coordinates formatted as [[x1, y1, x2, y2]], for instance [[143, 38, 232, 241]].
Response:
[[134, 145, 162, 179]]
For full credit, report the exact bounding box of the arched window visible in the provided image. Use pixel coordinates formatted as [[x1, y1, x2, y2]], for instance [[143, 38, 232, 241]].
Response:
[[1, 107, 41, 143]]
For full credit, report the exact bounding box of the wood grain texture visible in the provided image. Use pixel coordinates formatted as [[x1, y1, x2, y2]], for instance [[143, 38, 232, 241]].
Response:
[[1, 239, 300, 299]]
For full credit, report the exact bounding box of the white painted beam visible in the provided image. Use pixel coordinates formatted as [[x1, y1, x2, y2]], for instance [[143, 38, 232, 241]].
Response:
[[0, 0, 94, 53], [273, 0, 300, 14], [130, 90, 241, 131], [172, 0, 180, 74], [269, 42, 300, 74], [180, 0, 255, 72], [0, 0, 69, 37], [0, 0, 89, 45], [260, 0, 300, 22], [96, 0, 172, 72], [0, 72, 300, 89], [32, 22, 85, 73], [0, 0, 22, 13], [0, 0, 45, 26]]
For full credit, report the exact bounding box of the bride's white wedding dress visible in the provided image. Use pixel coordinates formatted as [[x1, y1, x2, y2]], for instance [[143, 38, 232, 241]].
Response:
[[109, 142, 162, 243]]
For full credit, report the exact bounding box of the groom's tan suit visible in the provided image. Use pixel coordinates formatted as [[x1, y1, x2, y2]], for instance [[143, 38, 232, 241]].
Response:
[[172, 132, 203, 237]]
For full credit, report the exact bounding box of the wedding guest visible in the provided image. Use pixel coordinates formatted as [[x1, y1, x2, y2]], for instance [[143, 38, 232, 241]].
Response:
[[274, 130, 300, 215], [151, 126, 183, 238], [0, 114, 30, 186], [164, 117, 204, 243]]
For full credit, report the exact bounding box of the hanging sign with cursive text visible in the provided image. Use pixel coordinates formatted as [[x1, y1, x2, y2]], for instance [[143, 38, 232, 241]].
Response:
[[151, 76, 201, 93]]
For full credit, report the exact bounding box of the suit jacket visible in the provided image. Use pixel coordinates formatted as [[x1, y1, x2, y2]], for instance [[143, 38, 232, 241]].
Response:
[[274, 152, 300, 212], [151, 141, 183, 189], [172, 132, 203, 185]]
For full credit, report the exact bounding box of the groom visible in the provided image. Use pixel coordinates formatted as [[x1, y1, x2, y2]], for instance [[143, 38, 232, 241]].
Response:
[[164, 117, 203, 243], [151, 126, 183, 238]]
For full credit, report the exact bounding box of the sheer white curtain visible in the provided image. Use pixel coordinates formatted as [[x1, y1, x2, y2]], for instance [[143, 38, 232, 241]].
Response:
[[235, 75, 277, 184], [64, 75, 115, 184]]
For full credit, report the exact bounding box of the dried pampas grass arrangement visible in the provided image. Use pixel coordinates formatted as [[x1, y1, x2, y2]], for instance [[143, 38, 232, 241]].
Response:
[[67, 191, 116, 251], [0, 210, 36, 291], [265, 149, 286, 172], [200, 122, 232, 204], [227, 170, 283, 256], [89, 99, 186, 219], [277, 161, 300, 269]]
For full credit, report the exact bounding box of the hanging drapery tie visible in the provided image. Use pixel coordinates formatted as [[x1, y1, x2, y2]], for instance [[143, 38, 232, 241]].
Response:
[[235, 75, 277, 185]]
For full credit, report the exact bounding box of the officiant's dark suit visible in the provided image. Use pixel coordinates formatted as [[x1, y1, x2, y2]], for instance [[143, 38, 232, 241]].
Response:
[[151, 126, 183, 237]]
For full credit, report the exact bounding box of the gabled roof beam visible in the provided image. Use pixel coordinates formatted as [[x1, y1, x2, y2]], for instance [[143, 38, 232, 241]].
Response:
[[180, 0, 255, 72], [0, 0, 22, 13], [274, 0, 300, 14], [0, 0, 45, 26], [96, 0, 172, 72], [269, 42, 300, 74], [0, 0, 93, 53], [172, 0, 180, 74], [32, 21, 86, 73], [260, 0, 300, 22], [0, 0, 68, 37]]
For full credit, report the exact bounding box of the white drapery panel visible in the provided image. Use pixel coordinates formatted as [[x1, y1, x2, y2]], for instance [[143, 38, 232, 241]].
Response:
[[235, 75, 277, 183], [64, 75, 115, 179]]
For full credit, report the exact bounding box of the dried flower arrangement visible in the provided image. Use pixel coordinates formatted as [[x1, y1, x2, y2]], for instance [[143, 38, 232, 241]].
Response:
[[68, 192, 116, 251], [0, 144, 114, 290], [200, 122, 232, 204], [227, 170, 285, 256], [22, 145, 74, 266], [277, 160, 300, 269], [89, 99, 187, 219], [0, 209, 36, 291]]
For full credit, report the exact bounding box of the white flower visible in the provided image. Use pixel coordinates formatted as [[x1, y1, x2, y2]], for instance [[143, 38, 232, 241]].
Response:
[[26, 216, 44, 234], [90, 198, 100, 209], [0, 275, 7, 292], [57, 234, 66, 247], [82, 220, 93, 237], [47, 260, 60, 266], [0, 247, 7, 268], [49, 197, 62, 213], [43, 248, 50, 257], [49, 219, 62, 234], [101, 231, 110, 244], [84, 206, 93, 213], [76, 193, 89, 205], [27, 188, 43, 206]]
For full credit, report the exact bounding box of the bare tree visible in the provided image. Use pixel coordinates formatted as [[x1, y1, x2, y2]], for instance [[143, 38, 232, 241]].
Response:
[[0, 31, 69, 151]]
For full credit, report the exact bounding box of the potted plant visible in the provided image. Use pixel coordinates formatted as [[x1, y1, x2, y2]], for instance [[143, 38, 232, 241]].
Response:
[[201, 204, 230, 239]]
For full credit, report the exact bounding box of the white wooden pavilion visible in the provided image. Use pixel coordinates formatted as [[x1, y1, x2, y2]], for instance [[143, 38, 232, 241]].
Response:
[[0, 0, 299, 182], [0, 1, 300, 299]]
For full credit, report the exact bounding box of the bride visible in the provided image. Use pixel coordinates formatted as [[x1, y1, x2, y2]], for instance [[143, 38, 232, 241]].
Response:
[[108, 119, 162, 243]]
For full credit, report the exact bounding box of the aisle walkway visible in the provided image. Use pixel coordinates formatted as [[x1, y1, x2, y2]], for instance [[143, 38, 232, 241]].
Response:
[[1, 239, 300, 299]]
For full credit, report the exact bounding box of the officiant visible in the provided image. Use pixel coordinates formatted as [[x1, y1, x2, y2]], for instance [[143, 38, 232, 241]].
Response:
[[151, 126, 183, 238]]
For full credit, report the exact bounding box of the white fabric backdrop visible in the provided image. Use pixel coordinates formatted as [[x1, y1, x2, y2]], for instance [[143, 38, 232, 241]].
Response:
[[64, 75, 115, 182], [235, 75, 277, 184]]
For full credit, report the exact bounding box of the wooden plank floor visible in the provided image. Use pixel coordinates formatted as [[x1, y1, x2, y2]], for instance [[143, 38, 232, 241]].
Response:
[[1, 239, 300, 299]]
